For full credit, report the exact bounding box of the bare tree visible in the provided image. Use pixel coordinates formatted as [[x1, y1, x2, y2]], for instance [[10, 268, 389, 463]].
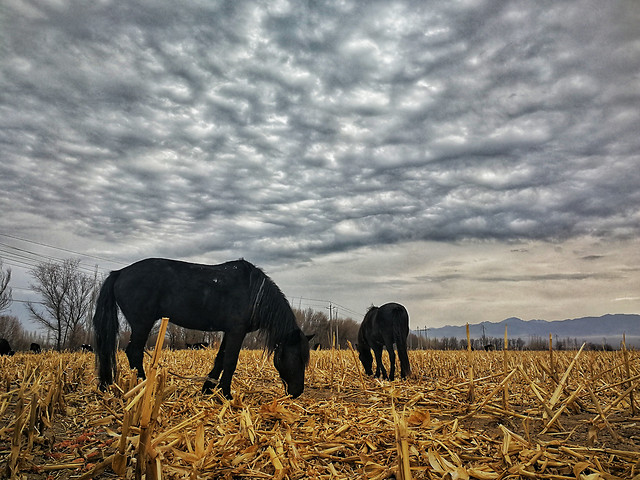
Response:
[[28, 259, 96, 351], [0, 315, 22, 343], [295, 308, 331, 349], [0, 260, 12, 313]]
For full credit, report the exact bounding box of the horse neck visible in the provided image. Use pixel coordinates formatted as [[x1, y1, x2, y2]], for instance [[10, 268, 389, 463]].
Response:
[[252, 274, 299, 350]]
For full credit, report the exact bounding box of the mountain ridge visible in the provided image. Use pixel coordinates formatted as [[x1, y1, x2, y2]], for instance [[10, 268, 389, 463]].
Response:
[[417, 314, 640, 346]]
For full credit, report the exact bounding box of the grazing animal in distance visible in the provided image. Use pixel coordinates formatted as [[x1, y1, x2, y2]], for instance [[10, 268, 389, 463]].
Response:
[[81, 344, 93, 352], [357, 302, 411, 381], [92, 258, 313, 399], [30, 343, 41, 353], [0, 338, 14, 356], [186, 342, 209, 350]]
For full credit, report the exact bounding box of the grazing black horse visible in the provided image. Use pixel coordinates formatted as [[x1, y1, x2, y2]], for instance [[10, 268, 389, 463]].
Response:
[[81, 344, 93, 352], [30, 343, 41, 353], [357, 302, 411, 381], [93, 258, 312, 399]]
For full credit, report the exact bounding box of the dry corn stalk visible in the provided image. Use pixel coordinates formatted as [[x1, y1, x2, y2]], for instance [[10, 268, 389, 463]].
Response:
[[622, 334, 636, 415], [503, 325, 509, 410], [466, 323, 474, 403], [393, 403, 412, 480], [131, 316, 170, 480], [2, 346, 640, 479]]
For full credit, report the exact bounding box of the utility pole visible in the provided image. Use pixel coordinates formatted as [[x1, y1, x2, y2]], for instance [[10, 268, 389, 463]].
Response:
[[327, 303, 335, 348], [86, 264, 99, 345], [335, 307, 339, 348]]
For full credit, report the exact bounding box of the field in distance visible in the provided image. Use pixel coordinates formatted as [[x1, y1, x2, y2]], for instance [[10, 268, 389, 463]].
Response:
[[1, 347, 639, 479]]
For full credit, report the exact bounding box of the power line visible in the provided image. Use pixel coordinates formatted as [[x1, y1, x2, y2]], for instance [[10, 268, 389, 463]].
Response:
[[288, 296, 364, 319], [0, 242, 76, 268], [1, 233, 367, 320], [0, 232, 126, 266], [11, 287, 33, 292], [10, 298, 45, 305], [0, 233, 122, 280], [0, 246, 105, 276]]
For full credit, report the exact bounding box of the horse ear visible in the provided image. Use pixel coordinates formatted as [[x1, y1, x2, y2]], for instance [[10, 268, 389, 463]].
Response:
[[305, 334, 315, 341]]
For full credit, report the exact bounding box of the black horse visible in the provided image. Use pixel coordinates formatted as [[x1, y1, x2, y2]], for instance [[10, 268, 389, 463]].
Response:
[[357, 302, 411, 381], [93, 258, 312, 399], [0, 338, 13, 356]]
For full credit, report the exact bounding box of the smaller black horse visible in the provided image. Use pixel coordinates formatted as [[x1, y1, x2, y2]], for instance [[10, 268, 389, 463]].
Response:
[[30, 343, 41, 353], [357, 303, 411, 381]]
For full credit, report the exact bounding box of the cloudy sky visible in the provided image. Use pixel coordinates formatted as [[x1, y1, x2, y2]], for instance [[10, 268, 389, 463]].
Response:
[[1, 0, 639, 331]]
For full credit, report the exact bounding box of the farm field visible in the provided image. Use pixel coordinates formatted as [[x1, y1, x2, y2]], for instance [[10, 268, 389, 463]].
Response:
[[1, 346, 639, 479]]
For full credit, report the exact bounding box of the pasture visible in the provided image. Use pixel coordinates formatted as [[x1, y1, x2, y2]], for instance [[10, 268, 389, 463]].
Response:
[[1, 345, 639, 479]]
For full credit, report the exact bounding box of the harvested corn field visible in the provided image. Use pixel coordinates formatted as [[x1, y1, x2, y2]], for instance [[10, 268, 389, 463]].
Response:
[[1, 343, 640, 479]]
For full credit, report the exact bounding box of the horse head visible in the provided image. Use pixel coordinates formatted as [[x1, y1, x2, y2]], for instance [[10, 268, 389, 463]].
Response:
[[274, 331, 313, 398], [357, 344, 374, 376]]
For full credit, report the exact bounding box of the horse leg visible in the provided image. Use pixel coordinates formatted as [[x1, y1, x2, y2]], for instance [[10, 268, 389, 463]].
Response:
[[202, 334, 227, 394], [373, 345, 387, 379], [125, 323, 152, 380], [209, 331, 245, 400], [385, 343, 396, 381], [398, 344, 411, 379]]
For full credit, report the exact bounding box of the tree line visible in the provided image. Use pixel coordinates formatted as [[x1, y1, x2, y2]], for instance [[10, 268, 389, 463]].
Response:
[[0, 258, 619, 352], [1, 259, 96, 351]]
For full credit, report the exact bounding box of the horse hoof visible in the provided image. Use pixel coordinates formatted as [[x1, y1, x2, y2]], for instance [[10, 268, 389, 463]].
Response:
[[202, 380, 217, 395], [202, 381, 233, 401]]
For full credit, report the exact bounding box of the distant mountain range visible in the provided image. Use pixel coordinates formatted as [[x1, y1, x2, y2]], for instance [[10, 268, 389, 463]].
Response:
[[416, 314, 640, 347]]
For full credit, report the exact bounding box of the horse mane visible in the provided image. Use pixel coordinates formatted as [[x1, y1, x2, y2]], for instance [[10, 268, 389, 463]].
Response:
[[363, 305, 378, 323], [248, 263, 300, 353]]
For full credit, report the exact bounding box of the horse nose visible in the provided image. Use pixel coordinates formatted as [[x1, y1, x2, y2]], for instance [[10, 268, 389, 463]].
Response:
[[281, 378, 303, 398], [288, 384, 303, 398]]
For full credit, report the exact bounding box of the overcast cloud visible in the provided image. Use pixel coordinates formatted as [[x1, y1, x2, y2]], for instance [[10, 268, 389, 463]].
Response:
[[1, 0, 639, 329]]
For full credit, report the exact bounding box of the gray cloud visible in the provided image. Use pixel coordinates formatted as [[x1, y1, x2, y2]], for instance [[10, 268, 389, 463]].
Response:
[[1, 0, 639, 326]]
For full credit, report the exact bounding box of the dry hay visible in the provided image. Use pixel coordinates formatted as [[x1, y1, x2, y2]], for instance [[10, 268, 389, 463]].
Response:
[[1, 340, 640, 479]]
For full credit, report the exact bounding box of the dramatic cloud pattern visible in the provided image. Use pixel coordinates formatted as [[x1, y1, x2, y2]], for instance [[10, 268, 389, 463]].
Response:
[[1, 0, 639, 328]]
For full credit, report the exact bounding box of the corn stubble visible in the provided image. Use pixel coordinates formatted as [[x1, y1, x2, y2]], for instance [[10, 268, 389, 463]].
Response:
[[1, 341, 639, 479]]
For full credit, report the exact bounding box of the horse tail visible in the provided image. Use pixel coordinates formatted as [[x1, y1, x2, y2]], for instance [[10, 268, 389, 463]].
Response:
[[93, 270, 121, 388], [392, 305, 412, 377], [390, 306, 408, 345]]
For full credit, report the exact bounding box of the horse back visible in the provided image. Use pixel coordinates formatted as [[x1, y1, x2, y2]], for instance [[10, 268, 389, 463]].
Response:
[[363, 303, 409, 346], [113, 258, 255, 331], [381, 302, 409, 346]]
